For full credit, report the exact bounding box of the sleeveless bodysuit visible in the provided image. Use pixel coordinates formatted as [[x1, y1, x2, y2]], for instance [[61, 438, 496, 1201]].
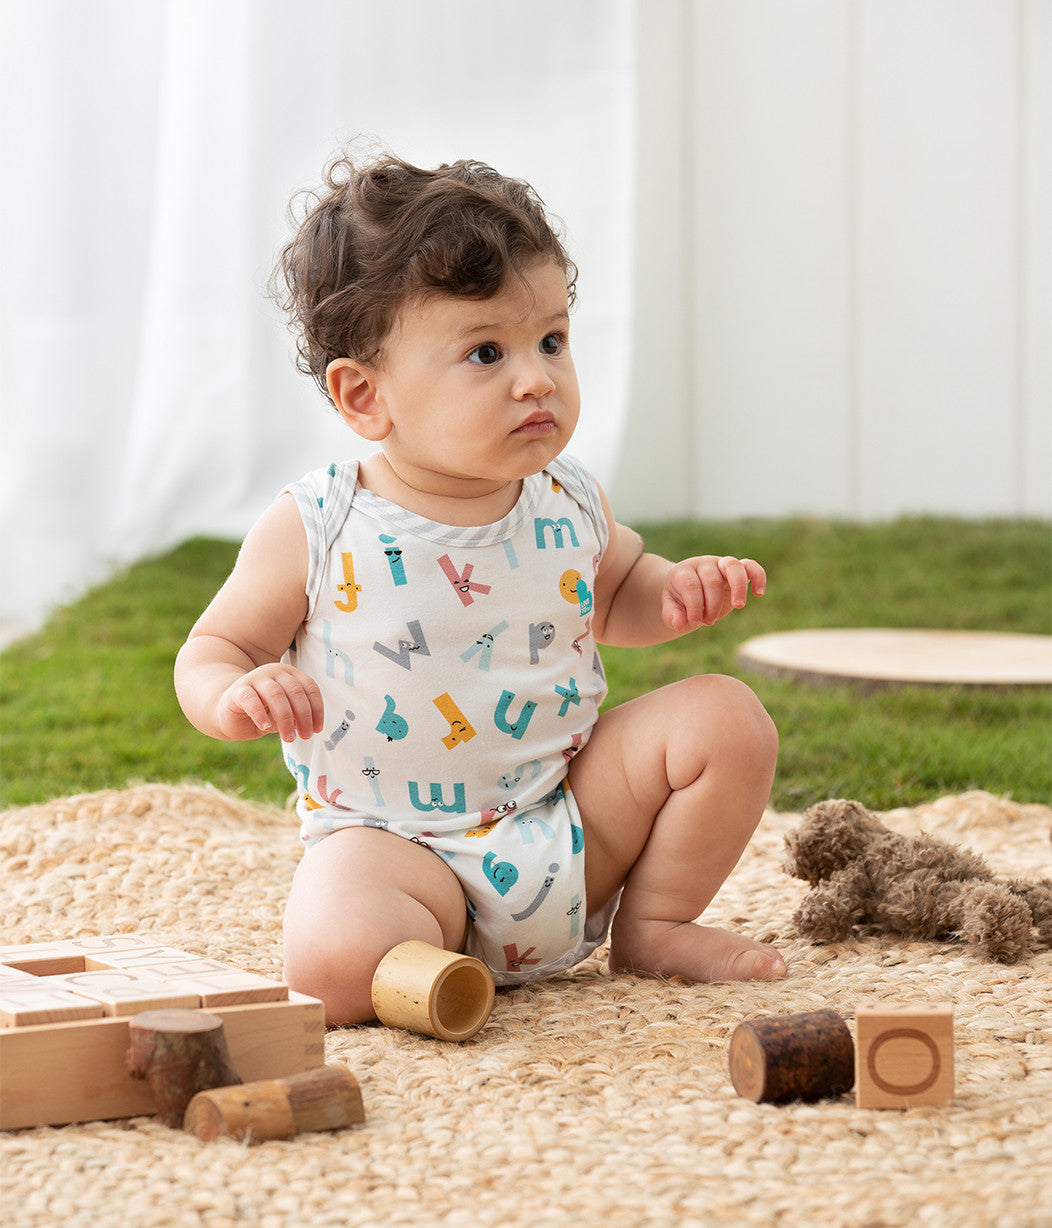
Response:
[[281, 455, 615, 983]]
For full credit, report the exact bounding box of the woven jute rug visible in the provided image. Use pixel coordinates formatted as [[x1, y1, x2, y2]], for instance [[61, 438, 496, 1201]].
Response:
[[1, 784, 1050, 1228]]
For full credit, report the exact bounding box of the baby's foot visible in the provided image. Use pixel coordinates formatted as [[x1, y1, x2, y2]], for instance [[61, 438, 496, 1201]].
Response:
[[609, 920, 787, 984]]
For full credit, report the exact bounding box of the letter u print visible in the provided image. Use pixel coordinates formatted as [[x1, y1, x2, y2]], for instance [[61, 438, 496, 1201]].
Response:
[[493, 690, 537, 740]]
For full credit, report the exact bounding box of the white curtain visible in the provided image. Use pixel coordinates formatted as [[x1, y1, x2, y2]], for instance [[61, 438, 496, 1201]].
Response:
[[0, 0, 635, 636]]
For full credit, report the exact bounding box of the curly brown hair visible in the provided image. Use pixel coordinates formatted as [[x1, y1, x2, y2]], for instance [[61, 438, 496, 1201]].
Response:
[[272, 148, 578, 400]]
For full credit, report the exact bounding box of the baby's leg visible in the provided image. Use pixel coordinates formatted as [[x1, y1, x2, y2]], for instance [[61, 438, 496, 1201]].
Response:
[[283, 826, 468, 1026], [568, 674, 785, 983]]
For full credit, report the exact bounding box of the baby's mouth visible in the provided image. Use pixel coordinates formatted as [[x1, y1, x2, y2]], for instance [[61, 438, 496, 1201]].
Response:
[[513, 413, 556, 436]]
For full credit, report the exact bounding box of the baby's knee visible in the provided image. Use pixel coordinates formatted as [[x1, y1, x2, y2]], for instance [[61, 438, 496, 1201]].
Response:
[[685, 673, 778, 763], [731, 677, 778, 763], [283, 927, 380, 1026]]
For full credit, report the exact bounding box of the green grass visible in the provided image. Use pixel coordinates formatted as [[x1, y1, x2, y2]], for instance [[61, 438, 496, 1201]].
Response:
[[2, 519, 1049, 813]]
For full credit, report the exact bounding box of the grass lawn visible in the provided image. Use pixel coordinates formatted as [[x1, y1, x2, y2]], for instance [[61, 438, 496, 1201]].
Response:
[[1, 518, 1049, 813]]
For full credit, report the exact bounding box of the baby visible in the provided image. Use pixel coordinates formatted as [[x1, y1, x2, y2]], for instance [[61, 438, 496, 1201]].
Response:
[[175, 150, 786, 1025]]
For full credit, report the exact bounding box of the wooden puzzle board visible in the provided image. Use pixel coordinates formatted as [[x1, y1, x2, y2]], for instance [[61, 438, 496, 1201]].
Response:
[[0, 934, 325, 1129]]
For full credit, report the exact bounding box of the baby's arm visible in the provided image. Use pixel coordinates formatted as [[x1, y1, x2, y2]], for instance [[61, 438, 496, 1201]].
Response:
[[174, 495, 324, 743], [590, 486, 766, 647]]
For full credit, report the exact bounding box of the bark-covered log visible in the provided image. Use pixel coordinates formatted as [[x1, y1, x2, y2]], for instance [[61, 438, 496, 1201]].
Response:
[[729, 1008, 854, 1103], [125, 1009, 242, 1126], [184, 1065, 364, 1142]]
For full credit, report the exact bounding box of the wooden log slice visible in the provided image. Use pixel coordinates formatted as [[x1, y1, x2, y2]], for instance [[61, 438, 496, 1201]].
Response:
[[729, 1008, 854, 1103], [125, 1008, 242, 1126], [184, 1065, 365, 1142]]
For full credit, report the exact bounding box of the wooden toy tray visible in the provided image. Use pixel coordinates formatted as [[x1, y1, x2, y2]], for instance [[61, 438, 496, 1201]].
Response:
[[0, 934, 325, 1129]]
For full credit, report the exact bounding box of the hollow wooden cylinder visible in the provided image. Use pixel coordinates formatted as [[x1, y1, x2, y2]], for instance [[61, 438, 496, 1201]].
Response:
[[729, 1008, 855, 1103], [184, 1065, 364, 1142], [370, 941, 495, 1042]]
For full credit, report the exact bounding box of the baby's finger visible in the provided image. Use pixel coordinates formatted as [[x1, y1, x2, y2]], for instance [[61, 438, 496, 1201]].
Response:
[[717, 556, 753, 609], [293, 675, 326, 739], [273, 675, 326, 743], [741, 558, 767, 597], [227, 680, 279, 736], [661, 585, 690, 631], [666, 563, 706, 628], [250, 676, 299, 741], [691, 556, 732, 625]]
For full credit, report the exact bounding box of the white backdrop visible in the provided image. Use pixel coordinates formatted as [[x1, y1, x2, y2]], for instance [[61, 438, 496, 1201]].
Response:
[[0, 0, 635, 637], [1, 1, 1048, 640], [615, 0, 1051, 523]]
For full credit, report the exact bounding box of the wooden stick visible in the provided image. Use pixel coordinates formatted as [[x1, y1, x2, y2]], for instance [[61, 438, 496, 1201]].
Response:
[[729, 1008, 855, 1103], [184, 1065, 364, 1142], [125, 1008, 241, 1126]]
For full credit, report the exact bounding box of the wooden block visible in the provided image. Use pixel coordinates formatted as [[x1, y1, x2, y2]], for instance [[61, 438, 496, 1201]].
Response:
[[855, 1003, 954, 1109], [1, 936, 192, 978], [65, 934, 191, 956], [1, 955, 89, 977], [0, 992, 326, 1129], [93, 958, 289, 1007], [0, 986, 105, 1027], [34, 971, 201, 1016], [85, 946, 196, 970], [177, 972, 288, 1008], [0, 967, 43, 985], [0, 939, 85, 964], [126, 1009, 242, 1126], [100, 956, 253, 978]]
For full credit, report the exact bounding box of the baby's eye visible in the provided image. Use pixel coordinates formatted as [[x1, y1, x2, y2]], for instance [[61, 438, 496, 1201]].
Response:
[[468, 343, 502, 366], [539, 332, 565, 356]]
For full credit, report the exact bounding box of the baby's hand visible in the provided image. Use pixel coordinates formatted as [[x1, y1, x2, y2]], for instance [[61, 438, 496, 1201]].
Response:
[[662, 555, 766, 632], [217, 664, 325, 743]]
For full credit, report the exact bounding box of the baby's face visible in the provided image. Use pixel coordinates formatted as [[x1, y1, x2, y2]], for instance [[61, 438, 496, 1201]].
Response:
[[370, 259, 580, 500]]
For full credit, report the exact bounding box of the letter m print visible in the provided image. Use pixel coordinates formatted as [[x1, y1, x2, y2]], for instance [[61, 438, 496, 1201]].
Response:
[[534, 517, 579, 549]]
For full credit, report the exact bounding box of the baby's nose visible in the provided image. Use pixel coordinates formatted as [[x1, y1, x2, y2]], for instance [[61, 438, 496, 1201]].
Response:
[[511, 357, 557, 399]]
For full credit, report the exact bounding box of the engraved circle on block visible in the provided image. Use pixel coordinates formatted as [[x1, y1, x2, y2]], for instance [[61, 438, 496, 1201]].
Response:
[[866, 1027, 941, 1096]]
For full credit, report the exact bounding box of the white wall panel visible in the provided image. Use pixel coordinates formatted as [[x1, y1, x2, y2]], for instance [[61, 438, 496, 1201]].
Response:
[[1021, 0, 1052, 516], [611, 0, 694, 519], [688, 0, 853, 519], [615, 0, 1051, 523], [856, 0, 1019, 517]]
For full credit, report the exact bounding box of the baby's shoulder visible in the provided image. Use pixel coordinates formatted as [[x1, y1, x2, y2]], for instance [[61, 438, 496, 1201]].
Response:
[[544, 456, 607, 550], [285, 460, 359, 508]]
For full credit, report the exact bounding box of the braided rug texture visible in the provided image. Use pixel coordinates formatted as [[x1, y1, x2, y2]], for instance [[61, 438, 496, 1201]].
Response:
[[1, 784, 1049, 1228]]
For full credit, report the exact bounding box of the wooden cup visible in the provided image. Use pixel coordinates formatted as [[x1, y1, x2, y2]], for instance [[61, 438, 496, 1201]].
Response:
[[370, 941, 494, 1042]]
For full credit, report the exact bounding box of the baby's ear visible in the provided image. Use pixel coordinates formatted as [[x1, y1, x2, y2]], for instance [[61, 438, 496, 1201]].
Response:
[[326, 358, 391, 441]]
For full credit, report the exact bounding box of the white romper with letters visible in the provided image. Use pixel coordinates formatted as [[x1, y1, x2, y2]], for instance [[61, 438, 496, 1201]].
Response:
[[282, 455, 614, 984]]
